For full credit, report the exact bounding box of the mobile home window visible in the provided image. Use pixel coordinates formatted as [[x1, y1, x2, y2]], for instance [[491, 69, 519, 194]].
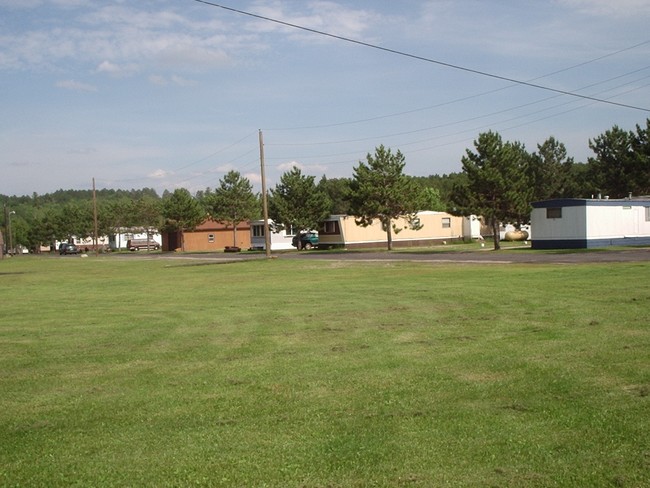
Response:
[[442, 217, 451, 228], [208, 234, 215, 243], [646, 207, 650, 222], [252, 225, 265, 237], [320, 220, 340, 235], [546, 207, 562, 219]]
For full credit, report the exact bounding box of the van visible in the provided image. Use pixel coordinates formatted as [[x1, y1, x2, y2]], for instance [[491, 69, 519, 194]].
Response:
[[59, 242, 80, 255], [127, 239, 160, 251]]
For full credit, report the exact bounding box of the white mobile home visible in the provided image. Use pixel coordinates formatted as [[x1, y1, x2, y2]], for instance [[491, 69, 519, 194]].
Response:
[[54, 236, 109, 252], [249, 220, 296, 251], [531, 198, 650, 249], [109, 229, 162, 251], [463, 215, 484, 240]]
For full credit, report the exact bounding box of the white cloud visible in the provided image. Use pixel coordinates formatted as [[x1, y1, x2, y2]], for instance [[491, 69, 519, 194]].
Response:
[[249, 0, 378, 40], [80, 5, 188, 31], [153, 42, 230, 71], [8, 158, 37, 168], [149, 73, 199, 87], [277, 161, 304, 172], [557, 0, 650, 18], [52, 0, 91, 7], [407, 0, 650, 69], [148, 74, 167, 86], [149, 73, 197, 86], [149, 169, 172, 179], [244, 172, 261, 185], [0, 0, 41, 8], [274, 160, 328, 177], [55, 79, 97, 92], [1, 4, 241, 74], [170, 75, 197, 87], [67, 146, 96, 155], [216, 163, 237, 173], [96, 60, 137, 77], [1, 0, 93, 7]]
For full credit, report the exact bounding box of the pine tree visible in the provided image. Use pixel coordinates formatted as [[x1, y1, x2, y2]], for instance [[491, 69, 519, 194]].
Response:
[[450, 131, 532, 250], [206, 171, 259, 247], [161, 189, 204, 251], [269, 167, 331, 237], [587, 119, 650, 198], [349, 145, 421, 250]]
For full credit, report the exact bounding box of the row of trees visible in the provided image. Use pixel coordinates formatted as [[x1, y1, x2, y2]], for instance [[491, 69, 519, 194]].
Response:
[[2, 119, 648, 252], [0, 149, 438, 252], [450, 119, 650, 249]]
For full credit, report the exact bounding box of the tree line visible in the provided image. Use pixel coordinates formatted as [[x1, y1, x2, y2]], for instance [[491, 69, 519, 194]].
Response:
[[2, 119, 648, 253]]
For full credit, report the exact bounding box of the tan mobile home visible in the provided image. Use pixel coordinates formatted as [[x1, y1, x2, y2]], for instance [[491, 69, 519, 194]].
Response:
[[318, 211, 464, 249]]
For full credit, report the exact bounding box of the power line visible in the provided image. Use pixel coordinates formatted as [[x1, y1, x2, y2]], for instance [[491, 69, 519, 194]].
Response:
[[265, 66, 650, 149], [190, 0, 650, 113], [263, 75, 650, 170], [266, 42, 650, 131], [174, 131, 258, 172]]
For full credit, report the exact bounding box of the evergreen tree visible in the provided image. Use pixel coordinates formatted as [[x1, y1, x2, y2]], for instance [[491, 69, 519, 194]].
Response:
[[416, 186, 445, 211], [349, 145, 421, 251], [317, 176, 352, 215], [587, 119, 650, 198], [529, 137, 574, 201], [268, 167, 331, 237], [206, 171, 259, 247], [134, 196, 163, 245], [161, 188, 204, 251], [56, 201, 94, 242], [450, 131, 532, 250]]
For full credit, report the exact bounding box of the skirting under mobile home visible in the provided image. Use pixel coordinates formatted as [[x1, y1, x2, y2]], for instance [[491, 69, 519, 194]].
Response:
[[531, 198, 650, 249]]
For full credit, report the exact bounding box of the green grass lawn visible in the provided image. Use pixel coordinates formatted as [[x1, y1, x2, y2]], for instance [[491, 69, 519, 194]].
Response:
[[1, 255, 648, 487]]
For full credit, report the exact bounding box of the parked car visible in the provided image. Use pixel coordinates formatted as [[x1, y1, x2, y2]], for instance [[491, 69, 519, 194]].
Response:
[[59, 243, 80, 255], [127, 239, 160, 251], [292, 232, 319, 250]]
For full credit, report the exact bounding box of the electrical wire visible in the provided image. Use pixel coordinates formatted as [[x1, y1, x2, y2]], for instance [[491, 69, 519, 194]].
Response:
[[173, 131, 258, 171], [265, 66, 650, 149], [263, 75, 650, 170], [190, 0, 650, 113], [266, 41, 650, 131], [118, 2, 650, 189]]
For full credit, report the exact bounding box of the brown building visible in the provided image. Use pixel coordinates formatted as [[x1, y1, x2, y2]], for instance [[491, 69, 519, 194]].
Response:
[[162, 219, 251, 252]]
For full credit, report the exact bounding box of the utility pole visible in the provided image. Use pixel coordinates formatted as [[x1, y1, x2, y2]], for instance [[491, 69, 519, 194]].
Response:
[[1, 204, 5, 259], [8, 209, 15, 256], [259, 130, 271, 258], [92, 178, 99, 256]]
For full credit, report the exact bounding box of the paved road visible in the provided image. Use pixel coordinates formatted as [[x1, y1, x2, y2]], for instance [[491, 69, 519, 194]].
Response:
[[119, 247, 650, 265], [284, 248, 650, 264]]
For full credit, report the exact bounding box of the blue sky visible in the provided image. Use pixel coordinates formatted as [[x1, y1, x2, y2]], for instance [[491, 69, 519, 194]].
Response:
[[2, 0, 649, 197]]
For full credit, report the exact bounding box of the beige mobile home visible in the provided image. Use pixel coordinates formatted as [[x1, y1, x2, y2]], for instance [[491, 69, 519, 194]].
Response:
[[318, 211, 464, 249]]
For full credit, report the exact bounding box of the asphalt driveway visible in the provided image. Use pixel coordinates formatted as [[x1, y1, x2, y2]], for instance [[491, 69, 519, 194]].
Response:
[[283, 247, 650, 264], [121, 247, 650, 265]]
